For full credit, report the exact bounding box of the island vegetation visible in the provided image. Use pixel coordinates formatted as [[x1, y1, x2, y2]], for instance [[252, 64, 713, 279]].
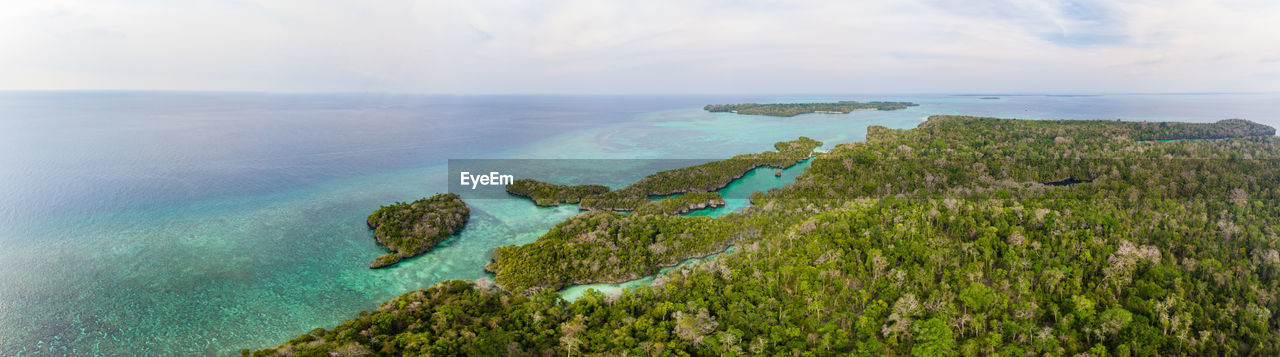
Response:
[[1131, 118, 1275, 140], [704, 101, 918, 117], [505, 179, 610, 206], [632, 192, 725, 216], [485, 191, 730, 294], [254, 116, 1279, 356], [365, 193, 470, 268], [577, 137, 821, 211], [486, 210, 733, 294], [506, 138, 817, 211]]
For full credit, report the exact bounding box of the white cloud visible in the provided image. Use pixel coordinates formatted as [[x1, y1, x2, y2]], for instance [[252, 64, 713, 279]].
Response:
[[0, 0, 1276, 93]]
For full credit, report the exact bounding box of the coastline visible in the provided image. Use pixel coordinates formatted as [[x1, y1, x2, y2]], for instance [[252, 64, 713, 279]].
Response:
[[557, 245, 737, 301]]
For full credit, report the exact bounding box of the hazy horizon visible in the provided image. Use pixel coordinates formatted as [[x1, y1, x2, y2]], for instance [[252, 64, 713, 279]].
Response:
[[3, 0, 1278, 94], [4, 90, 1279, 96]]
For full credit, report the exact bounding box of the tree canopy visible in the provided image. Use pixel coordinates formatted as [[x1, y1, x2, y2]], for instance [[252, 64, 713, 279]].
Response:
[[365, 193, 470, 268], [705, 101, 919, 117], [254, 116, 1279, 356]]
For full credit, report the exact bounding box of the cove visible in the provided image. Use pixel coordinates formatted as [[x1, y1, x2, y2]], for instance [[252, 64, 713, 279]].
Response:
[[556, 157, 813, 301]]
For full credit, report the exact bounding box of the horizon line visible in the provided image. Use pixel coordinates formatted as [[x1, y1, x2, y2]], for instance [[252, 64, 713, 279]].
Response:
[[1, 89, 1277, 96]]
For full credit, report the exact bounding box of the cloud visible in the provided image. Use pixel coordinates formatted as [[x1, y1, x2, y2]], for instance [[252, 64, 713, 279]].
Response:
[[0, 0, 1277, 93]]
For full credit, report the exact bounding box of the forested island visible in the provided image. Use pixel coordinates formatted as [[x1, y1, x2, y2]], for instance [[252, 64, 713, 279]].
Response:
[[254, 117, 1279, 356], [505, 179, 609, 206], [365, 193, 470, 268], [632, 192, 725, 216], [576, 137, 820, 211], [704, 101, 918, 117], [503, 137, 817, 211]]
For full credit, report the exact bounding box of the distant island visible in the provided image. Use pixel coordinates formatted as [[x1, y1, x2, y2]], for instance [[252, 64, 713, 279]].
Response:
[[704, 101, 917, 117], [980, 97, 999, 100], [365, 193, 470, 268]]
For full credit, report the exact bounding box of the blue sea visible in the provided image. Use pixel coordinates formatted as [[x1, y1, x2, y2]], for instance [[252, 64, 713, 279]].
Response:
[[1, 92, 1277, 355]]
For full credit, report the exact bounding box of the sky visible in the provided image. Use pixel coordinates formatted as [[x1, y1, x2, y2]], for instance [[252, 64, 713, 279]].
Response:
[[1, 0, 1278, 94]]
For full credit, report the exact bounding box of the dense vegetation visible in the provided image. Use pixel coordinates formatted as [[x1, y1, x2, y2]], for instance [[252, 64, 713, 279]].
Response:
[[486, 191, 730, 294], [365, 193, 470, 268], [577, 137, 821, 211], [256, 116, 1280, 356], [486, 210, 736, 294], [705, 101, 918, 117], [632, 192, 725, 216], [1131, 119, 1274, 140], [505, 179, 610, 206]]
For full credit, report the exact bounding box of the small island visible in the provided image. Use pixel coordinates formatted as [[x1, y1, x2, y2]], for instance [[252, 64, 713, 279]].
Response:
[[980, 97, 1000, 100], [505, 179, 609, 206], [365, 193, 470, 268], [704, 101, 917, 117]]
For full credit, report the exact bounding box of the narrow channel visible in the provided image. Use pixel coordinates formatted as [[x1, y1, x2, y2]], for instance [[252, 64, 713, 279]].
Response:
[[557, 157, 814, 300]]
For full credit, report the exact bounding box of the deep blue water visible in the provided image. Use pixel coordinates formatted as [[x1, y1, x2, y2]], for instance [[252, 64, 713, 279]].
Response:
[[0, 92, 1276, 355]]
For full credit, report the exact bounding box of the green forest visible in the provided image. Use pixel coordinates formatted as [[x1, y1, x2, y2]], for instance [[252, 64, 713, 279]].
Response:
[[705, 101, 918, 117], [577, 137, 820, 211], [506, 179, 610, 207], [488, 191, 733, 294], [632, 192, 726, 216], [365, 193, 470, 268], [254, 116, 1279, 356]]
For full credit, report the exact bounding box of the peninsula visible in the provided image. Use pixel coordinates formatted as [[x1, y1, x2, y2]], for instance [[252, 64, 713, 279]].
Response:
[[505, 179, 609, 206], [632, 191, 725, 216], [704, 101, 917, 117], [365, 193, 470, 268], [577, 137, 821, 210], [504, 137, 819, 212]]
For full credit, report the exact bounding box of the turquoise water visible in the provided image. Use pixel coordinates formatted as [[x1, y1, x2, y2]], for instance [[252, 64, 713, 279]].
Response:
[[683, 157, 814, 217], [2, 93, 1278, 355], [558, 158, 813, 301], [558, 247, 735, 302]]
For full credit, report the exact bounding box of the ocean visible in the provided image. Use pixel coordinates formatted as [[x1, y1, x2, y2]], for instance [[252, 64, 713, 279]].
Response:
[[0, 92, 1276, 355]]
